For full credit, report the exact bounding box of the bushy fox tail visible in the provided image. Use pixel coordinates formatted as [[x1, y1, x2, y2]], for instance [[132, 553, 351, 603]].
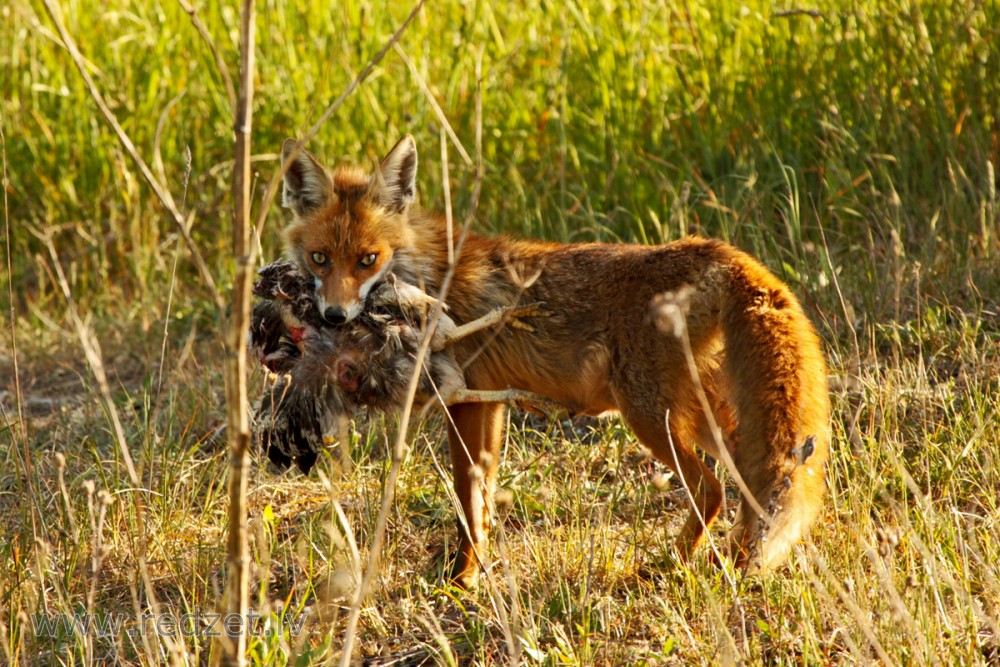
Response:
[[719, 253, 831, 572]]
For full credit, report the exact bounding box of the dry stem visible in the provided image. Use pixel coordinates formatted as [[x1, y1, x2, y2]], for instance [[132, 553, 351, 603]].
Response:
[[218, 0, 256, 664]]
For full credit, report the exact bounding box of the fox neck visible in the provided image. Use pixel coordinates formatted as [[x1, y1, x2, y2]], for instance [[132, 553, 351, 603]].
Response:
[[391, 208, 464, 293], [395, 209, 557, 322]]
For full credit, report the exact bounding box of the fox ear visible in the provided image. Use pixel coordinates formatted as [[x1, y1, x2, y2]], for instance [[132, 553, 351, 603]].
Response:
[[376, 135, 418, 212], [281, 138, 332, 216]]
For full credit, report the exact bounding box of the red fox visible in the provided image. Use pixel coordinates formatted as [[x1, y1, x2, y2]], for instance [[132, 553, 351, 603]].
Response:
[[280, 136, 831, 587]]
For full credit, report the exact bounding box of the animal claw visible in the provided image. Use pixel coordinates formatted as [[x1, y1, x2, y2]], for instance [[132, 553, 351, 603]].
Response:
[[514, 395, 564, 417], [509, 320, 535, 332], [504, 302, 553, 333]]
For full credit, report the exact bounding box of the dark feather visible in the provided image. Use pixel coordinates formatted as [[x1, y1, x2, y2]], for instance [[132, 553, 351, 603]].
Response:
[[249, 261, 460, 474]]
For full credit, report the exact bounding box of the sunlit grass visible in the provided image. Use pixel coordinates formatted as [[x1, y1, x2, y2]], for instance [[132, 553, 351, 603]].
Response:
[[2, 0, 998, 664]]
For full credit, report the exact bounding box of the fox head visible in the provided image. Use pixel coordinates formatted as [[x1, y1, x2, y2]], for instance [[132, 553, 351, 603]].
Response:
[[280, 136, 419, 324]]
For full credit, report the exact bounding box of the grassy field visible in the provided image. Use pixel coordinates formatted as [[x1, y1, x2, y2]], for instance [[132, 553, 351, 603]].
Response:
[[2, 0, 999, 664]]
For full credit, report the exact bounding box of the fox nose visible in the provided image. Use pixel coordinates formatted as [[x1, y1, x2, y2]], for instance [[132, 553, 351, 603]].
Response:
[[323, 306, 347, 325]]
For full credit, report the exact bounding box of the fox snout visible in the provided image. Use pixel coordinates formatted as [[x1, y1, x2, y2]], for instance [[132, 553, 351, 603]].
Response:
[[323, 305, 348, 325]]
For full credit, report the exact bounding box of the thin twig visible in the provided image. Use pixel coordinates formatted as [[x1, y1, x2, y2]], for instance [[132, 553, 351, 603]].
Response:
[[0, 100, 39, 547], [39, 0, 223, 309], [436, 52, 528, 658], [656, 295, 767, 520], [337, 247, 467, 664], [37, 231, 183, 667], [337, 279, 441, 666], [395, 42, 473, 167], [177, 0, 238, 113], [153, 90, 188, 187], [40, 234, 141, 488], [773, 8, 823, 19], [154, 148, 191, 407], [811, 552, 894, 664], [440, 130, 454, 266], [339, 39, 479, 667], [0, 112, 24, 443], [248, 0, 428, 269]]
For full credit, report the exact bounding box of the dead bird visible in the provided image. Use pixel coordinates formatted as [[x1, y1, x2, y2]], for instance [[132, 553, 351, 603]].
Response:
[[250, 259, 327, 374], [250, 260, 558, 473]]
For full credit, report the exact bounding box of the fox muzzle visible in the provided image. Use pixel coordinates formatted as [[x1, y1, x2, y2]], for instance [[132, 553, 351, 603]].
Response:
[[324, 306, 348, 325]]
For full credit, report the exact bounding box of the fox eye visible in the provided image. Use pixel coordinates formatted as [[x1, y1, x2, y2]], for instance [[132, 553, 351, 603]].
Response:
[[359, 253, 377, 268], [310, 251, 328, 266]]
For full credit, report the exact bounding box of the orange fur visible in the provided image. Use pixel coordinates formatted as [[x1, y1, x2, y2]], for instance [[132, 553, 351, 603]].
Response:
[[280, 136, 832, 587]]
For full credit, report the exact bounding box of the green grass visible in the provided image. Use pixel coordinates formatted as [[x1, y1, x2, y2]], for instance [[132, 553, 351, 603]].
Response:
[[2, 0, 999, 664]]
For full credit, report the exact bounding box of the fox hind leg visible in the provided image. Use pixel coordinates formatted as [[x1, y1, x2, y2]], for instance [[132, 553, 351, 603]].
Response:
[[623, 407, 724, 562]]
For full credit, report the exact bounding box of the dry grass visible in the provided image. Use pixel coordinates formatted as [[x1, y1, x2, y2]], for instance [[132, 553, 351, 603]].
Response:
[[2, 0, 999, 664]]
